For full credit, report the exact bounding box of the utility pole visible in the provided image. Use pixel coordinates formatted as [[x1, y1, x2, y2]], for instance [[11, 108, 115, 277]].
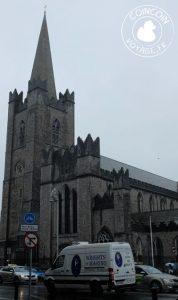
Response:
[[150, 215, 154, 267]]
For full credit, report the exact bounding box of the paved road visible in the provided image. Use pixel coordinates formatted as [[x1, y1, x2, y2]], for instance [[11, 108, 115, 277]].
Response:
[[0, 284, 178, 300]]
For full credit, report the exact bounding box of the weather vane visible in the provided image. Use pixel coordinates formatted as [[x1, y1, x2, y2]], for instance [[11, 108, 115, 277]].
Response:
[[44, 4, 47, 14]]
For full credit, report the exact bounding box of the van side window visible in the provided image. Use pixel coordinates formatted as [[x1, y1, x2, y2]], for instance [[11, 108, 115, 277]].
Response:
[[55, 255, 65, 268]]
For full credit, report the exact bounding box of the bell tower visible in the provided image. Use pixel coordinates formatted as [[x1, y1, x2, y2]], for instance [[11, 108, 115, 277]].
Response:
[[0, 13, 74, 264]]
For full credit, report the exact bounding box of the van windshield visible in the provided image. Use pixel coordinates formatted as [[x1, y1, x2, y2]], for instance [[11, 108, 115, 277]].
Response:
[[53, 255, 65, 269]]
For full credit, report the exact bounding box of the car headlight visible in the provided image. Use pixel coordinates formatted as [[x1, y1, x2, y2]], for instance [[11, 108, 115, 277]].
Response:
[[163, 278, 174, 284]]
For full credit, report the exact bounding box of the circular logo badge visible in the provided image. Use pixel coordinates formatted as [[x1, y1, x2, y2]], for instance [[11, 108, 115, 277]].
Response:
[[121, 5, 174, 58], [115, 252, 123, 267], [71, 255, 81, 277]]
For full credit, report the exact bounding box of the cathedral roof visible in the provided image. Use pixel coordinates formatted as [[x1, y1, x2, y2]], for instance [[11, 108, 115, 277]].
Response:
[[101, 156, 177, 192], [30, 13, 57, 99]]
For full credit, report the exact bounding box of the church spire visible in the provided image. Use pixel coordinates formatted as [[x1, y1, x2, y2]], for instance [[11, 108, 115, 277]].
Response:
[[30, 13, 57, 99]]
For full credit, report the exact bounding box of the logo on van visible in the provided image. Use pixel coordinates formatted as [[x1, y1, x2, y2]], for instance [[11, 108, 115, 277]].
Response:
[[71, 255, 81, 277], [115, 252, 123, 267]]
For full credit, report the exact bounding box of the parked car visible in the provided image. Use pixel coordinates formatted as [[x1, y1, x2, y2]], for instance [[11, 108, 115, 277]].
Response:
[[0, 266, 38, 284], [31, 267, 45, 281], [135, 264, 178, 293]]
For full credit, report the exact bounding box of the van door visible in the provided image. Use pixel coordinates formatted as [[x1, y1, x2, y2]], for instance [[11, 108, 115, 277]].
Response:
[[52, 255, 66, 280], [112, 246, 135, 286]]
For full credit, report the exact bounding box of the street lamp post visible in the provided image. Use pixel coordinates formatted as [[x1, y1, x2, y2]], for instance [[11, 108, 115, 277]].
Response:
[[50, 187, 59, 259], [150, 215, 154, 267], [56, 199, 59, 258]]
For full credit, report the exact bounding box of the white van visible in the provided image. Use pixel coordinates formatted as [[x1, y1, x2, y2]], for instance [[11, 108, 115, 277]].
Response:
[[44, 242, 135, 295]]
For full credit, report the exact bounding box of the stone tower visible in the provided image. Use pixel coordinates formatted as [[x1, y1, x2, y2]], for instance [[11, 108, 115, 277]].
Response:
[[0, 13, 74, 264]]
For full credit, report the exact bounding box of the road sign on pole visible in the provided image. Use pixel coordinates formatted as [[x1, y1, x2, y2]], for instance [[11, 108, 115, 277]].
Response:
[[25, 233, 38, 248], [21, 225, 38, 232], [20, 212, 38, 232], [24, 213, 36, 224]]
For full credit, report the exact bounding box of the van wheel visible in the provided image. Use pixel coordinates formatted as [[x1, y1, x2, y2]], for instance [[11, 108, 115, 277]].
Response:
[[0, 276, 3, 284], [90, 281, 103, 297], [45, 280, 56, 295], [115, 289, 125, 295]]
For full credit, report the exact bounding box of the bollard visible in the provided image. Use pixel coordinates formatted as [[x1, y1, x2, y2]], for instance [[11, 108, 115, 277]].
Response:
[[14, 280, 19, 300], [151, 287, 158, 300]]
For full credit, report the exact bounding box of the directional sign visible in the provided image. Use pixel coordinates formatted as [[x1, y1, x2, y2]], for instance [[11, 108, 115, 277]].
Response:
[[21, 225, 38, 232], [25, 233, 38, 248], [20, 213, 38, 232], [24, 213, 36, 225]]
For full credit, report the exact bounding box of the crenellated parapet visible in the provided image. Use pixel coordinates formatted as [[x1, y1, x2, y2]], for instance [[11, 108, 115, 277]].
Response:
[[41, 134, 100, 181], [9, 89, 23, 103], [48, 89, 74, 111], [52, 135, 100, 178], [94, 184, 114, 210], [59, 89, 74, 103], [9, 89, 27, 112], [52, 145, 78, 180], [28, 78, 74, 111], [49, 97, 65, 111], [77, 134, 100, 157], [131, 210, 178, 232], [112, 167, 130, 190], [100, 169, 113, 180]]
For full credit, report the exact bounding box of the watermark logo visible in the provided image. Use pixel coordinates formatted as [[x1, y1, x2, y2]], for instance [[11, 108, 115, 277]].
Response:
[[121, 5, 174, 58]]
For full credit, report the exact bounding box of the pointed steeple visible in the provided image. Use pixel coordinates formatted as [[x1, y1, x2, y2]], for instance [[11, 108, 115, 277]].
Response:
[[30, 13, 57, 99]]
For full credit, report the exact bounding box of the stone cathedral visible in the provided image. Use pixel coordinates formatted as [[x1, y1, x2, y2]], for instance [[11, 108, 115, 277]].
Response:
[[0, 14, 178, 267]]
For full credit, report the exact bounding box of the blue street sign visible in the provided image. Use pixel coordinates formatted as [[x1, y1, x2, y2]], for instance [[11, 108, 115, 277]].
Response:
[[24, 213, 36, 225]]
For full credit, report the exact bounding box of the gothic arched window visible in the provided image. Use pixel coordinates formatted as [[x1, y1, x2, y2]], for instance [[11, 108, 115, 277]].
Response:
[[136, 237, 143, 262], [138, 192, 143, 213], [160, 197, 166, 210], [97, 227, 113, 243], [58, 192, 62, 234], [72, 189, 77, 233], [153, 237, 164, 267], [164, 198, 167, 209], [173, 236, 178, 255], [19, 120, 25, 145], [52, 119, 60, 145], [64, 185, 70, 234], [170, 200, 174, 210], [149, 195, 154, 212]]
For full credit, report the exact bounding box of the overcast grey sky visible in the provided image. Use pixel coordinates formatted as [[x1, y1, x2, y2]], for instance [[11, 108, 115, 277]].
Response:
[[1, 0, 178, 209]]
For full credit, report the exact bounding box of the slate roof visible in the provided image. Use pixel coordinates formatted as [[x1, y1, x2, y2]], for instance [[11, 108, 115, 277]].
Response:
[[101, 155, 177, 192]]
